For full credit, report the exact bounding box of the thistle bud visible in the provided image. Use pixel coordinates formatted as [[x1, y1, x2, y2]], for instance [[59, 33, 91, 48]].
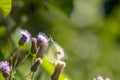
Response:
[[31, 58, 42, 72], [51, 61, 66, 80], [18, 30, 31, 46], [31, 38, 38, 54]]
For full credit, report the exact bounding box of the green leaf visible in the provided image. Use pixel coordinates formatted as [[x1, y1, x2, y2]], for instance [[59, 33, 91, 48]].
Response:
[[0, 0, 12, 19], [0, 72, 6, 80], [0, 26, 7, 38]]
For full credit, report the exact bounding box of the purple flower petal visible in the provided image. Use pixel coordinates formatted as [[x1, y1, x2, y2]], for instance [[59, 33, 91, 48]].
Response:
[[18, 29, 31, 46], [20, 29, 31, 42], [37, 32, 48, 47], [0, 61, 12, 73]]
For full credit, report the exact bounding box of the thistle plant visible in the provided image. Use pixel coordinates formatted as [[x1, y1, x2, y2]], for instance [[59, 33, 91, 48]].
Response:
[[0, 29, 111, 80], [0, 29, 67, 80]]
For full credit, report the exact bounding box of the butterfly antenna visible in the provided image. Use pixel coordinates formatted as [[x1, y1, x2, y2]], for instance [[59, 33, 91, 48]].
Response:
[[48, 32, 54, 42]]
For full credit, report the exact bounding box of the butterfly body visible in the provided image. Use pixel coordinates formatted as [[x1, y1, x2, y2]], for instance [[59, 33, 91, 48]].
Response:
[[45, 37, 67, 63]]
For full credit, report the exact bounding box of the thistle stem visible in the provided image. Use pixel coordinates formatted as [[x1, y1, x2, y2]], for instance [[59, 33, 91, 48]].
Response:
[[23, 71, 32, 80], [31, 72, 34, 80], [9, 48, 17, 80], [10, 71, 13, 80], [15, 52, 31, 69], [9, 48, 17, 66], [14, 46, 21, 69]]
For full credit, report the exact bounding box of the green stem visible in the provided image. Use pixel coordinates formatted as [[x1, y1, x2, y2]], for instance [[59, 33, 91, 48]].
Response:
[[15, 52, 31, 69], [31, 72, 34, 80], [9, 48, 17, 59], [14, 46, 21, 69], [9, 48, 17, 80], [23, 71, 32, 80], [10, 71, 13, 80], [6, 77, 8, 80], [9, 48, 17, 66]]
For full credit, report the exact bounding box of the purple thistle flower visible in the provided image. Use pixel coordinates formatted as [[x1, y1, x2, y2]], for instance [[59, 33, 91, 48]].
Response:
[[96, 75, 104, 80], [94, 75, 111, 80], [36, 32, 48, 58], [0, 61, 12, 78], [105, 78, 111, 80], [37, 32, 48, 47], [18, 29, 31, 46]]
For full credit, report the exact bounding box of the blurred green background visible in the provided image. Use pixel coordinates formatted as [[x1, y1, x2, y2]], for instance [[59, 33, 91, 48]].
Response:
[[0, 0, 120, 80]]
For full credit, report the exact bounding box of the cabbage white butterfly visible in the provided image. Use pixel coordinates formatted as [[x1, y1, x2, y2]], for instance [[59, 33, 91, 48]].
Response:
[[45, 37, 67, 63]]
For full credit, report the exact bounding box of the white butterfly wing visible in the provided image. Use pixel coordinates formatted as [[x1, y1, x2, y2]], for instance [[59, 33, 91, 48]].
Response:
[[54, 42, 67, 60], [45, 39, 58, 63], [45, 38, 67, 63]]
